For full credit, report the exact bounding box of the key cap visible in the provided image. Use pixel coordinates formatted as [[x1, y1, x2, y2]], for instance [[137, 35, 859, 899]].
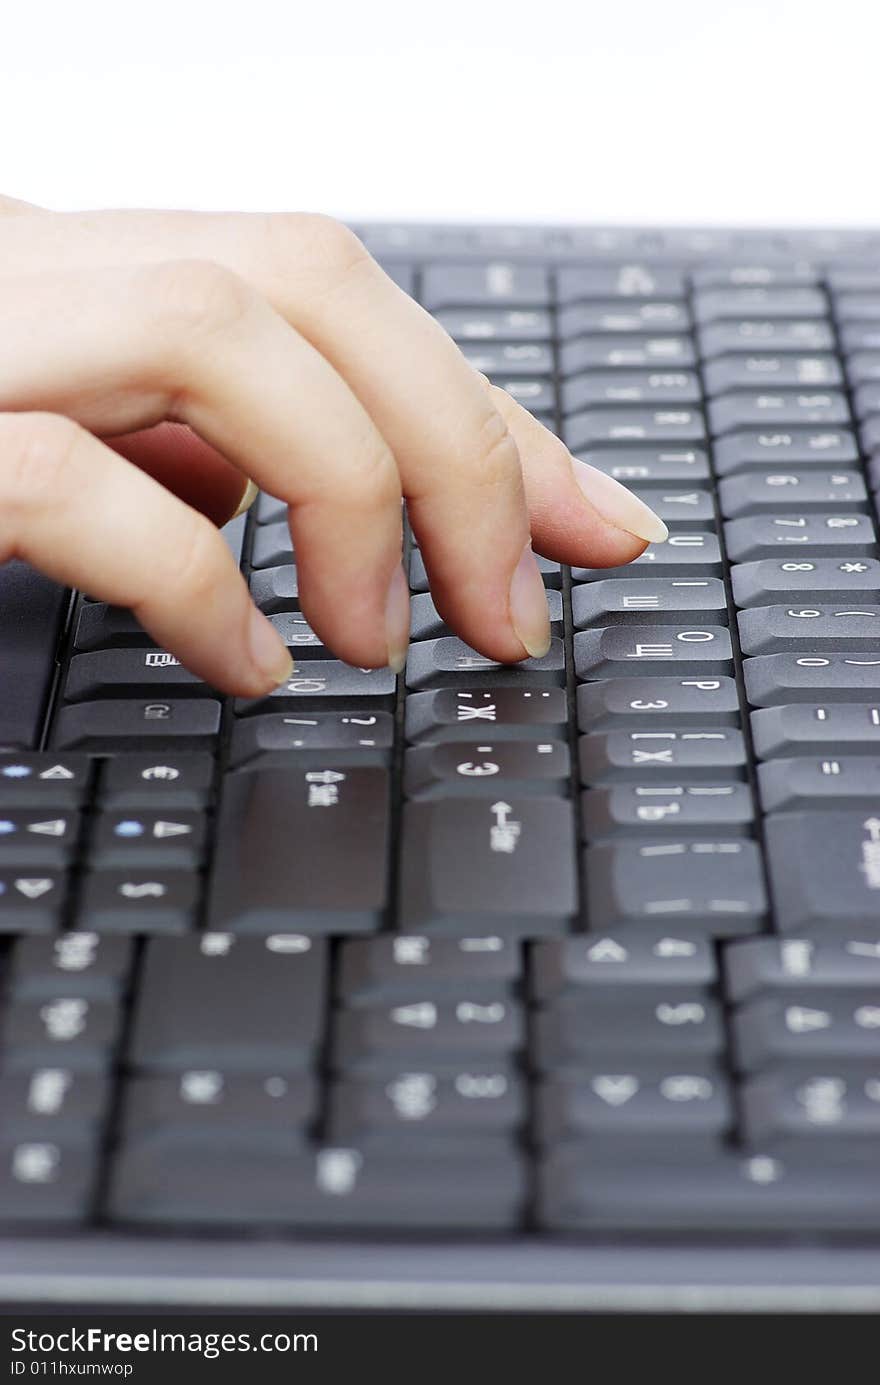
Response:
[[52, 698, 222, 750], [693, 264, 820, 289], [98, 753, 215, 809], [405, 636, 566, 690], [73, 602, 153, 651], [699, 320, 835, 358], [572, 578, 727, 628], [398, 796, 577, 936], [572, 532, 723, 581], [255, 491, 287, 524], [0, 755, 91, 808], [560, 335, 696, 375], [739, 604, 880, 654], [580, 728, 746, 783], [76, 870, 200, 934], [436, 307, 552, 343], [534, 993, 725, 1068], [0, 1141, 97, 1223], [835, 293, 880, 322], [0, 811, 79, 867], [229, 710, 395, 767], [724, 513, 877, 562], [860, 417, 880, 453], [577, 676, 741, 730], [10, 932, 132, 999], [405, 687, 568, 743], [576, 447, 710, 485], [575, 625, 733, 680], [537, 1148, 880, 1232], [121, 1072, 317, 1139], [829, 269, 880, 292], [629, 488, 716, 528], [725, 936, 880, 1001], [557, 265, 686, 301], [731, 557, 880, 607], [0, 1068, 109, 1139], [562, 370, 701, 414], [0, 872, 67, 933], [458, 341, 554, 377], [733, 991, 880, 1071], [250, 520, 294, 569], [559, 302, 690, 340], [404, 739, 569, 799], [853, 381, 880, 420], [332, 995, 523, 1072], [758, 756, 880, 811], [338, 934, 520, 1002], [744, 653, 880, 706], [421, 262, 550, 310], [536, 1071, 732, 1145], [236, 662, 397, 714], [766, 811, 880, 933], [492, 377, 556, 412], [410, 590, 563, 642], [751, 702, 880, 758], [409, 548, 561, 591], [3, 994, 121, 1069], [720, 470, 868, 518], [582, 782, 754, 839], [703, 354, 842, 393], [840, 322, 880, 352], [531, 934, 717, 1002], [89, 810, 206, 869], [740, 1071, 880, 1150], [0, 562, 68, 750], [328, 1071, 525, 1141], [130, 933, 326, 1071], [694, 287, 827, 323], [713, 428, 859, 475], [709, 391, 849, 435], [64, 649, 204, 701], [564, 407, 705, 451], [847, 351, 880, 386], [207, 766, 390, 933], [584, 838, 767, 933], [266, 610, 328, 655], [110, 1140, 525, 1228], [248, 564, 299, 612]]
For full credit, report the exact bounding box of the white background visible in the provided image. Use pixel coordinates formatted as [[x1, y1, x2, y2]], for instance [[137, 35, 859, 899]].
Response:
[[1, 0, 876, 227]]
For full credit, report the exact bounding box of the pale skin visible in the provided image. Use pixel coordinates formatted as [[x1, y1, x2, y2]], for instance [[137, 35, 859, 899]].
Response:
[[0, 195, 668, 694]]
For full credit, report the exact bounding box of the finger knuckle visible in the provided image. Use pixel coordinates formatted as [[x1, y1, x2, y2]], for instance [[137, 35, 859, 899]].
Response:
[[283, 212, 371, 275], [145, 258, 256, 340], [471, 406, 522, 492], [171, 511, 230, 606], [0, 412, 82, 520]]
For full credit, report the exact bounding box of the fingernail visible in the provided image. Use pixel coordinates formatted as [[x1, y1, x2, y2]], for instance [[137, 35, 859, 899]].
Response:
[[509, 542, 551, 658], [248, 606, 295, 686], [385, 563, 411, 673], [232, 477, 259, 519], [571, 459, 668, 543]]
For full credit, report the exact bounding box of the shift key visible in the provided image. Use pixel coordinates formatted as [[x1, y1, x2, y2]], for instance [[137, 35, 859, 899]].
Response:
[[207, 767, 390, 933]]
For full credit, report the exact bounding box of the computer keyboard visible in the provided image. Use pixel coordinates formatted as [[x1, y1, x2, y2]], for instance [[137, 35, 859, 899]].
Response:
[[6, 222, 880, 1308]]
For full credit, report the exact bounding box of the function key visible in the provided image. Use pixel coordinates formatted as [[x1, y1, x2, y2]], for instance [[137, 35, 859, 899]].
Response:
[[0, 756, 91, 808], [420, 263, 550, 311], [0, 813, 79, 868]]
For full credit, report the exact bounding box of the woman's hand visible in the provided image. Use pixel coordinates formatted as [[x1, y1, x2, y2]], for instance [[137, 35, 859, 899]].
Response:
[[0, 196, 667, 695]]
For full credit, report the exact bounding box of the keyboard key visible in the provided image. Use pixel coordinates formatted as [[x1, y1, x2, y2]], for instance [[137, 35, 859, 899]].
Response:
[[236, 662, 397, 713], [699, 320, 834, 358], [758, 756, 880, 811], [77, 870, 201, 934], [719, 470, 867, 518], [0, 563, 67, 751], [694, 287, 827, 323], [130, 934, 326, 1071], [328, 1071, 525, 1141], [405, 636, 565, 690], [560, 335, 696, 374], [559, 302, 690, 339], [724, 513, 877, 562], [584, 838, 767, 933], [577, 676, 741, 729], [89, 810, 206, 869], [98, 753, 215, 809], [458, 342, 554, 377], [725, 936, 880, 1002], [398, 797, 577, 936], [739, 604, 880, 654], [9, 933, 133, 999], [0, 1141, 97, 1224], [410, 589, 563, 642], [52, 698, 222, 750], [562, 370, 701, 413], [207, 767, 390, 933], [572, 578, 727, 628], [436, 307, 552, 343], [575, 625, 733, 680], [534, 993, 725, 1068], [576, 447, 710, 485], [332, 996, 523, 1072], [404, 739, 570, 799], [579, 728, 746, 783], [266, 611, 328, 655], [420, 263, 550, 310], [564, 407, 705, 451], [409, 548, 561, 590], [693, 265, 820, 290], [765, 811, 880, 933], [731, 557, 880, 607], [530, 935, 717, 1002], [405, 687, 568, 743], [573, 532, 723, 581], [0, 756, 91, 809], [248, 564, 299, 612], [3, 994, 122, 1069], [0, 811, 79, 868], [703, 354, 842, 393], [65, 649, 204, 701], [732, 992, 880, 1071], [250, 520, 294, 569], [229, 710, 395, 767], [751, 703, 880, 758], [708, 391, 849, 435], [582, 782, 754, 838], [338, 934, 520, 1002], [536, 1071, 732, 1145], [744, 653, 880, 705], [121, 1073, 317, 1139], [0, 1068, 109, 1140], [740, 1071, 880, 1150], [713, 428, 859, 475], [629, 488, 716, 527], [0, 872, 68, 933], [557, 265, 686, 301]]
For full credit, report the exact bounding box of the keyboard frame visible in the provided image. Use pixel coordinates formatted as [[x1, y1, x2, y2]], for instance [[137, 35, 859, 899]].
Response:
[[6, 221, 880, 1311]]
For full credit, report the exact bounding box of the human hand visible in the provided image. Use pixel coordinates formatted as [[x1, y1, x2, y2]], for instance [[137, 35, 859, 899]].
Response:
[[0, 196, 666, 694]]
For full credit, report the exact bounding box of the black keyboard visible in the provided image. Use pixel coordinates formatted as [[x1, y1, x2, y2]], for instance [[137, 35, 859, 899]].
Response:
[[7, 222, 880, 1311]]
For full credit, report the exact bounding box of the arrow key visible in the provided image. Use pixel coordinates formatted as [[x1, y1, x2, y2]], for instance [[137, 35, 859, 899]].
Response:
[[536, 1069, 732, 1146], [0, 813, 79, 868], [0, 871, 67, 933], [77, 871, 201, 934], [89, 812, 206, 869], [0, 756, 91, 808]]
